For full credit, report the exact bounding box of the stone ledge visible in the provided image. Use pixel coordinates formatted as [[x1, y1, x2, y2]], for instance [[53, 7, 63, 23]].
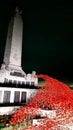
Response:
[[0, 106, 19, 115]]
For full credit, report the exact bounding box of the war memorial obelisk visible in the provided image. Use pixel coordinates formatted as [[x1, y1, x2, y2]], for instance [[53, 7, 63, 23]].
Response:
[[1, 8, 25, 75], [0, 8, 38, 115], [0, 8, 38, 85]]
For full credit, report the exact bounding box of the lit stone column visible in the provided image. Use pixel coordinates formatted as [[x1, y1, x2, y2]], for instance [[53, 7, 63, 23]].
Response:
[[3, 8, 23, 71]]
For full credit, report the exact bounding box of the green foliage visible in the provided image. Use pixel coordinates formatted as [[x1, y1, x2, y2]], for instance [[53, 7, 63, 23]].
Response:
[[0, 115, 11, 129], [0, 123, 4, 128]]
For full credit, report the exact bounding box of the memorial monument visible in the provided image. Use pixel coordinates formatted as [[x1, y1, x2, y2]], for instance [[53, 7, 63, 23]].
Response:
[[0, 8, 38, 115]]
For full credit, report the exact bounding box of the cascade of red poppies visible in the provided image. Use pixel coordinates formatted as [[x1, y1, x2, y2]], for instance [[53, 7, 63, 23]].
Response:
[[10, 74, 73, 129], [27, 74, 73, 110]]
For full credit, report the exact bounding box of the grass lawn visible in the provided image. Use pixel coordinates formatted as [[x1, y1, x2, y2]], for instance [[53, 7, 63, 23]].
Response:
[[38, 80, 73, 89], [0, 126, 13, 130]]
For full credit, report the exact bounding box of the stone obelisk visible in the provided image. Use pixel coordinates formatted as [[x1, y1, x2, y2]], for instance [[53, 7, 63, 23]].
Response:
[[1, 8, 24, 73], [0, 7, 38, 115]]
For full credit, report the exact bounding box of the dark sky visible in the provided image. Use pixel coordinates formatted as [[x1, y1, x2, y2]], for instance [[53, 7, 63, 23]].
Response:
[[0, 0, 73, 81]]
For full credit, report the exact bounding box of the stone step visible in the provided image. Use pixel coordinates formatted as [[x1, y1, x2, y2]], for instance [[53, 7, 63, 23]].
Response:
[[36, 109, 56, 118]]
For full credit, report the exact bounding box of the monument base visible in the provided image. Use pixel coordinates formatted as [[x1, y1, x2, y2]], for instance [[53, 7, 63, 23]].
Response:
[[0, 106, 19, 115], [0, 86, 38, 115]]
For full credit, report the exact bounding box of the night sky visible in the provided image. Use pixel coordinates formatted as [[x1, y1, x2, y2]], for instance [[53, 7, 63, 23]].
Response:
[[0, 0, 73, 81]]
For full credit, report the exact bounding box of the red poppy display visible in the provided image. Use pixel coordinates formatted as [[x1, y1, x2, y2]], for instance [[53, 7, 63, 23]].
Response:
[[10, 74, 73, 129]]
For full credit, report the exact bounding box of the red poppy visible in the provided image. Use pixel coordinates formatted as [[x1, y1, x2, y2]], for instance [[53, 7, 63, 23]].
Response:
[[10, 74, 73, 129]]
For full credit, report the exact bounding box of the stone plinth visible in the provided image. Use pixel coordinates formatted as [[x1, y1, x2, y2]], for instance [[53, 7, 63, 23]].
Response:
[[0, 106, 19, 115], [0, 86, 38, 115]]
